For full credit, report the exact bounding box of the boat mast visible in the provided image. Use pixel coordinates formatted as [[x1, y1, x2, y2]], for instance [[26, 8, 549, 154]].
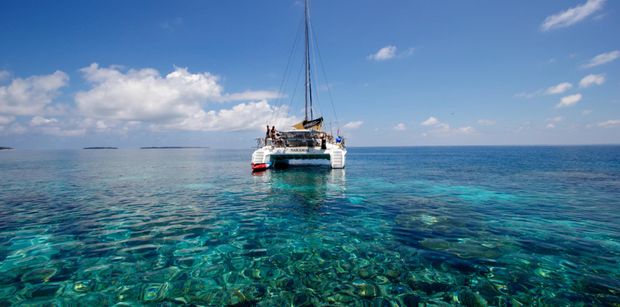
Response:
[[304, 0, 314, 121]]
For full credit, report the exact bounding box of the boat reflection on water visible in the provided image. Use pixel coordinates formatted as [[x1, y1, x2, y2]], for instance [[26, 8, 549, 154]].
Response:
[[251, 165, 346, 211]]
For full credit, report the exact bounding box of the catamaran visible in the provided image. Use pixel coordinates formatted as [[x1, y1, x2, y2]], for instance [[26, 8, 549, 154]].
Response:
[[251, 0, 346, 171]]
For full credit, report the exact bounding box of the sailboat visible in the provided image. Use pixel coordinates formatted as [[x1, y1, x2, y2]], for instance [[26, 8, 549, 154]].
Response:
[[251, 0, 346, 171]]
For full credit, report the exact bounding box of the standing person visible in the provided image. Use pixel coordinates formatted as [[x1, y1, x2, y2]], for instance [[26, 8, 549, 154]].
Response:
[[265, 125, 270, 143], [271, 126, 276, 138]]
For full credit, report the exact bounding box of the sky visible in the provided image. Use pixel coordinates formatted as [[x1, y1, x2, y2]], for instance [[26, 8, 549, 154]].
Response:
[[0, 0, 619, 148]]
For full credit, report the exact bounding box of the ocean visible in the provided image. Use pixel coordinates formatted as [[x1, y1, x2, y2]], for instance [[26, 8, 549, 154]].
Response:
[[0, 146, 619, 305]]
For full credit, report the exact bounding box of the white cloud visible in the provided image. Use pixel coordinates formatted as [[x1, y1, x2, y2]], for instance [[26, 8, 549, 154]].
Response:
[[582, 50, 620, 68], [432, 123, 475, 135], [556, 93, 582, 108], [579, 74, 605, 88], [598, 119, 620, 128], [39, 126, 86, 137], [76, 63, 222, 122], [514, 90, 542, 99], [0, 70, 10, 81], [546, 116, 563, 128], [545, 82, 572, 95], [217, 90, 282, 102], [368, 45, 397, 61], [549, 116, 563, 123], [0, 115, 14, 125], [540, 0, 605, 31], [343, 121, 363, 129], [0, 71, 69, 116], [158, 100, 296, 132], [367, 45, 415, 61], [458, 126, 474, 134], [477, 119, 496, 126], [393, 123, 406, 131], [30, 116, 59, 126], [582, 109, 592, 115], [419, 116, 474, 135], [421, 116, 440, 126], [74, 63, 294, 132], [44, 104, 73, 117], [516, 82, 572, 98]]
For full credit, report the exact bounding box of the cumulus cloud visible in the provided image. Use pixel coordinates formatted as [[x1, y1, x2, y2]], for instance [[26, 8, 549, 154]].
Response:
[[30, 116, 59, 126], [420, 116, 440, 126], [343, 121, 363, 129], [514, 90, 542, 99], [582, 50, 619, 68], [516, 82, 572, 98], [0, 70, 10, 81], [420, 116, 474, 135], [556, 93, 582, 108], [76, 63, 222, 121], [477, 119, 496, 126], [39, 126, 86, 137], [540, 0, 605, 31], [74, 63, 293, 132], [545, 82, 573, 95], [546, 116, 563, 128], [598, 119, 620, 128], [0, 71, 69, 116], [393, 123, 406, 131], [579, 74, 605, 88], [0, 115, 14, 125], [458, 126, 474, 134], [158, 100, 296, 132], [217, 90, 282, 102], [368, 46, 397, 61], [367, 46, 414, 61]]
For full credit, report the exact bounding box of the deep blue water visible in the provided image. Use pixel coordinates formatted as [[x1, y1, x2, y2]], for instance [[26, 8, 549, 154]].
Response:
[[0, 146, 619, 306]]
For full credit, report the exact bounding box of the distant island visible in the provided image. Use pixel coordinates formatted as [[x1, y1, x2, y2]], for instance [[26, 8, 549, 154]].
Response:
[[140, 146, 208, 149], [0, 146, 13, 150], [83, 147, 118, 150]]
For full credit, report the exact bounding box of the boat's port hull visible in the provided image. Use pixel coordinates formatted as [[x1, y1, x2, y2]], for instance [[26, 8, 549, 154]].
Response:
[[251, 163, 270, 172]]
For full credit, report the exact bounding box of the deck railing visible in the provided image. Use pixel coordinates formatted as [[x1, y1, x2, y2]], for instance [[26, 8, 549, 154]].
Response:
[[256, 133, 345, 149]]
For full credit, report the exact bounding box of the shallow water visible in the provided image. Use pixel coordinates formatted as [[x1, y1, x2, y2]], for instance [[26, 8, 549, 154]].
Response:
[[0, 146, 619, 305]]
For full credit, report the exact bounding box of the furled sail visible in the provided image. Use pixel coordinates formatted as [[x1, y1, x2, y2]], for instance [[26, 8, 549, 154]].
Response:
[[292, 117, 323, 130]]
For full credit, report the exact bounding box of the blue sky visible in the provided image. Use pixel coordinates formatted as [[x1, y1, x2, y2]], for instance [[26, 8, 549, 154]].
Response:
[[0, 0, 619, 148]]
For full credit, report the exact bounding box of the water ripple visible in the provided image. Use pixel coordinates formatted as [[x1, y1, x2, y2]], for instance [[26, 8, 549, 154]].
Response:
[[0, 147, 619, 305]]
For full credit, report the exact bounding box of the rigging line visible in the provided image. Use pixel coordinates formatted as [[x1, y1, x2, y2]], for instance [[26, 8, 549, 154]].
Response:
[[308, 18, 324, 120], [268, 18, 304, 125], [304, 0, 310, 121], [304, 0, 315, 121], [286, 58, 306, 123], [309, 19, 341, 131]]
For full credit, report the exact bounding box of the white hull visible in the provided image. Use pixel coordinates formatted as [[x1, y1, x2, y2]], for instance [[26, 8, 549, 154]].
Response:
[[252, 143, 346, 169]]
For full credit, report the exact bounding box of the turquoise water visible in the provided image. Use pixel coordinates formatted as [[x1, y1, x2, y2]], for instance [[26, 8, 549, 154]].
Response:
[[0, 146, 619, 305]]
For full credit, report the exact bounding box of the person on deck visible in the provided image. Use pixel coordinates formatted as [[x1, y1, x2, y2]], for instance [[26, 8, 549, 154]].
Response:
[[265, 125, 270, 143], [271, 126, 276, 138]]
